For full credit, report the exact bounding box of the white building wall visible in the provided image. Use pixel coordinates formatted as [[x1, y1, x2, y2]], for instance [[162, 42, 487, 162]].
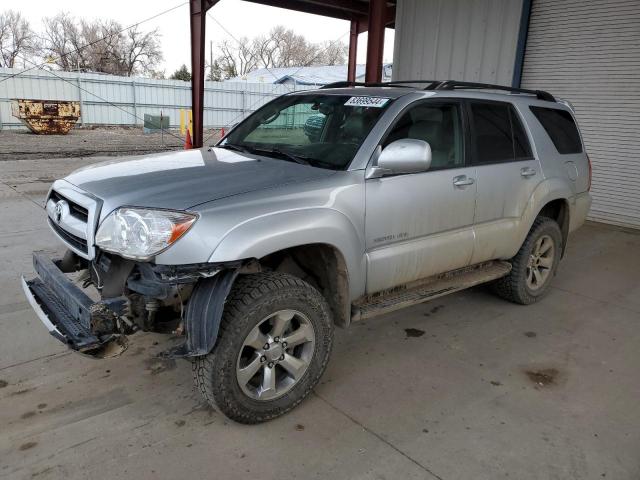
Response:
[[521, 0, 640, 229], [393, 0, 524, 85]]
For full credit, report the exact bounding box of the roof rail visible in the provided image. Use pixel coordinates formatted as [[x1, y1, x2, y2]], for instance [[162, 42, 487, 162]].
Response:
[[319, 79, 556, 102], [427, 80, 556, 102], [320, 81, 415, 89]]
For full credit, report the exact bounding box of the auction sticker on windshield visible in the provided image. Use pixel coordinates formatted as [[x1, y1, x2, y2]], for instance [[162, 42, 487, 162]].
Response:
[[344, 96, 390, 108]]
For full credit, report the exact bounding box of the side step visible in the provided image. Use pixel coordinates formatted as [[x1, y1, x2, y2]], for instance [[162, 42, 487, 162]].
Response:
[[353, 261, 512, 321]]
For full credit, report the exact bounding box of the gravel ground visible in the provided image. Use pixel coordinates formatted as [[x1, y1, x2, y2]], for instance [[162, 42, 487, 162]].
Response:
[[0, 127, 223, 160]]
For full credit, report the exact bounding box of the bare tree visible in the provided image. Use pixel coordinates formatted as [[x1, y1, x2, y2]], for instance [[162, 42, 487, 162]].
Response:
[[216, 39, 260, 78], [118, 27, 163, 76], [42, 12, 162, 76], [212, 26, 348, 80], [0, 10, 38, 68]]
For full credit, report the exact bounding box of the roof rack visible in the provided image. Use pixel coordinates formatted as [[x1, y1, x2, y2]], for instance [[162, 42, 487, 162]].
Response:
[[320, 81, 414, 89], [320, 79, 556, 102], [426, 80, 556, 102]]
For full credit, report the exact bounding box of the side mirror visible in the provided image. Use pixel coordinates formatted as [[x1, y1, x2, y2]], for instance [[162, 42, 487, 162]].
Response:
[[367, 139, 432, 179]]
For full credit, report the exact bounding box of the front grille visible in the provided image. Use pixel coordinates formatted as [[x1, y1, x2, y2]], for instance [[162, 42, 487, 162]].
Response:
[[48, 218, 88, 253], [49, 190, 89, 222]]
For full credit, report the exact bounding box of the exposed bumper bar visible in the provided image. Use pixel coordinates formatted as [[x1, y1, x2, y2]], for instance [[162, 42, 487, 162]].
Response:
[[22, 252, 126, 354], [20, 275, 66, 343]]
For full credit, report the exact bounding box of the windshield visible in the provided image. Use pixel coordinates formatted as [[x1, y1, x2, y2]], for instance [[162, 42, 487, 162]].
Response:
[[220, 94, 393, 170]]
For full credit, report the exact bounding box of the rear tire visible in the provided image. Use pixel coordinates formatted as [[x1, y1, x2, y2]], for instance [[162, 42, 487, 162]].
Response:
[[192, 272, 333, 424], [493, 217, 562, 305]]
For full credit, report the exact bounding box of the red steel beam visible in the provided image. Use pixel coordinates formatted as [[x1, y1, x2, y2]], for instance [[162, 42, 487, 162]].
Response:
[[365, 0, 386, 83], [347, 19, 358, 82], [190, 0, 220, 148]]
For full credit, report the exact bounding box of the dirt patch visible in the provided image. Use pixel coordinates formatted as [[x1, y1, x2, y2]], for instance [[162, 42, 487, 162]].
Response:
[[21, 411, 36, 419], [525, 368, 559, 387], [405, 328, 426, 338], [37, 403, 47, 410], [19, 441, 38, 451], [524, 331, 537, 338], [144, 357, 177, 375], [0, 380, 7, 388], [174, 419, 186, 427], [423, 305, 445, 317], [295, 424, 305, 431]]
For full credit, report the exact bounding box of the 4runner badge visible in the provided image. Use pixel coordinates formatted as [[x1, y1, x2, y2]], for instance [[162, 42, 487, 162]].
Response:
[[54, 200, 67, 224]]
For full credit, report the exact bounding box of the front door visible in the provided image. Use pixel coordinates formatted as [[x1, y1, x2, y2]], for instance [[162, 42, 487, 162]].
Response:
[[364, 100, 477, 294]]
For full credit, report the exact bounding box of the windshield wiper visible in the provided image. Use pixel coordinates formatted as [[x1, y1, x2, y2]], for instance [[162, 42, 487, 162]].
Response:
[[244, 146, 312, 166], [217, 143, 250, 154], [221, 144, 336, 169]]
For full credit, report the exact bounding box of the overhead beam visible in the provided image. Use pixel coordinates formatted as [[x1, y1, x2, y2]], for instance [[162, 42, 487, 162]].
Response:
[[243, 0, 368, 20]]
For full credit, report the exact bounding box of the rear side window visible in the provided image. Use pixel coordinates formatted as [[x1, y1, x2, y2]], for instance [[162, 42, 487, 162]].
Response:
[[469, 102, 534, 164], [530, 106, 583, 154]]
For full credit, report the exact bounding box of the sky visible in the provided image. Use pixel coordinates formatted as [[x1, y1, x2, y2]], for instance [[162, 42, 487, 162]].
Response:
[[15, 0, 395, 76]]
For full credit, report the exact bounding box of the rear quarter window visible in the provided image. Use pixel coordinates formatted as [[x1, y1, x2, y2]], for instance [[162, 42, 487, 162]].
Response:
[[530, 106, 583, 154]]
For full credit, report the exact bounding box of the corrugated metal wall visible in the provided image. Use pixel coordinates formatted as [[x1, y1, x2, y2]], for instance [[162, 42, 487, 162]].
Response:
[[393, 0, 524, 85], [0, 68, 312, 130], [521, 0, 640, 229]]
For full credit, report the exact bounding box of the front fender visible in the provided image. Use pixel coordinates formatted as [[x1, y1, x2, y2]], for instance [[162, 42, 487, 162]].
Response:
[[208, 208, 366, 300]]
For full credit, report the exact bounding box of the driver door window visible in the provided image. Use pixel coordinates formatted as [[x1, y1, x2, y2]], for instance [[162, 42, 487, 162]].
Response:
[[384, 103, 465, 170]]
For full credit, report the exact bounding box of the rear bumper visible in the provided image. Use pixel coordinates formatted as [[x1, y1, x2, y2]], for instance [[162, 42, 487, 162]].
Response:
[[22, 252, 127, 355], [569, 191, 592, 232]]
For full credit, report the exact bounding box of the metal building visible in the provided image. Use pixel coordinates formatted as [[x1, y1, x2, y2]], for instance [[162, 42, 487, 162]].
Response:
[[391, 0, 640, 229]]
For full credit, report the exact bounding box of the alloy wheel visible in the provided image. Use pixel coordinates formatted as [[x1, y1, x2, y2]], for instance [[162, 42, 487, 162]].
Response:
[[236, 309, 315, 401]]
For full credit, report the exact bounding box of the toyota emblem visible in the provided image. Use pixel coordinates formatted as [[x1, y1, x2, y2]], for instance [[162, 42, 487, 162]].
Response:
[[54, 200, 67, 224]]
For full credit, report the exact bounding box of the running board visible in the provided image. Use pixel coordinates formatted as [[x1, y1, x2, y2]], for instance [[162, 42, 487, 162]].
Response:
[[352, 261, 512, 321]]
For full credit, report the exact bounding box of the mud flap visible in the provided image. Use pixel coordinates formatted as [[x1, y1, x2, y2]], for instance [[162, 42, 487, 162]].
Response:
[[163, 269, 239, 358]]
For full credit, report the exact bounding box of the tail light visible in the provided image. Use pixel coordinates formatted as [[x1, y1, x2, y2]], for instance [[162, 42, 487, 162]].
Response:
[[587, 154, 592, 191]]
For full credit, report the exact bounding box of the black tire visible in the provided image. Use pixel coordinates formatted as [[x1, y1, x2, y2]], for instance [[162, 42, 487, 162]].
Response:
[[493, 217, 563, 305], [192, 272, 333, 424]]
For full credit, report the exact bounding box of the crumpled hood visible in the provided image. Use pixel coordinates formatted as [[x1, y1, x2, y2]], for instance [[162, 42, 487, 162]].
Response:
[[64, 147, 335, 214]]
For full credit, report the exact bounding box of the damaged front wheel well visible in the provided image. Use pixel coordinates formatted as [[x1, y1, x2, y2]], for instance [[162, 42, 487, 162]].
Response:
[[258, 243, 350, 327]]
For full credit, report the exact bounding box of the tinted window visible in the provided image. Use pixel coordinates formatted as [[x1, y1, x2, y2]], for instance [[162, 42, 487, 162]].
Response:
[[530, 106, 582, 154], [511, 108, 534, 160], [384, 103, 464, 169], [470, 102, 514, 164]]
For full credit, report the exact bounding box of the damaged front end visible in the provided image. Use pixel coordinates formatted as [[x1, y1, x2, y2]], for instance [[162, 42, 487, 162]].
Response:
[[22, 250, 241, 359]]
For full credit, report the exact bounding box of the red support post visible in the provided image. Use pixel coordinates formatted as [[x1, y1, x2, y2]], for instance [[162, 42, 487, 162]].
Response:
[[347, 19, 358, 83], [189, 0, 219, 148], [365, 0, 386, 83]]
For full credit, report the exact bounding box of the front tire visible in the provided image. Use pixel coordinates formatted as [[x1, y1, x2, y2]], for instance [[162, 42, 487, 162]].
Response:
[[192, 272, 333, 424], [493, 217, 563, 305]]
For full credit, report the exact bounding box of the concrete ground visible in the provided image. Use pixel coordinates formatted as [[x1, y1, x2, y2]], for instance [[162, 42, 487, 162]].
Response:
[[1, 155, 639, 480]]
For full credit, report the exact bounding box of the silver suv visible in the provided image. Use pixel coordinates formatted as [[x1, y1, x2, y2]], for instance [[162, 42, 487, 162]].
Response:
[[22, 80, 592, 423]]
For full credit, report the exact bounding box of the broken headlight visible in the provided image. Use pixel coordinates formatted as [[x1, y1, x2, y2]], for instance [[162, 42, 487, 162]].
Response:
[[95, 207, 197, 260]]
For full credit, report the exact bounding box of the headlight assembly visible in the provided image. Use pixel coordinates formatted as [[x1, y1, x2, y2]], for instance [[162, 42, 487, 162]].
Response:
[[95, 207, 197, 260]]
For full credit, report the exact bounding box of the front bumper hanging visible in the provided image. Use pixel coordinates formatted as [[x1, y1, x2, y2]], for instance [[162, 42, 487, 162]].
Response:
[[22, 252, 127, 356]]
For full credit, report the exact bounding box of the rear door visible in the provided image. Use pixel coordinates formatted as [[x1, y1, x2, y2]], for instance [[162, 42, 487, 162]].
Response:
[[467, 100, 540, 263]]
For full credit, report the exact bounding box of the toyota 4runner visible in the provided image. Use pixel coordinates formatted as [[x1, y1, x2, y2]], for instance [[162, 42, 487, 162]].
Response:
[[22, 80, 592, 423]]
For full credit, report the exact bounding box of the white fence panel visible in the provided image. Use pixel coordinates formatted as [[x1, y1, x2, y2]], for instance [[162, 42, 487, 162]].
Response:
[[0, 67, 312, 130]]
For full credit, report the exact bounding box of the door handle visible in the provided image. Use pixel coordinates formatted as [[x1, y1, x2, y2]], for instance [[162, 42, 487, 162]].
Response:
[[521, 167, 537, 178], [453, 175, 475, 187]]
